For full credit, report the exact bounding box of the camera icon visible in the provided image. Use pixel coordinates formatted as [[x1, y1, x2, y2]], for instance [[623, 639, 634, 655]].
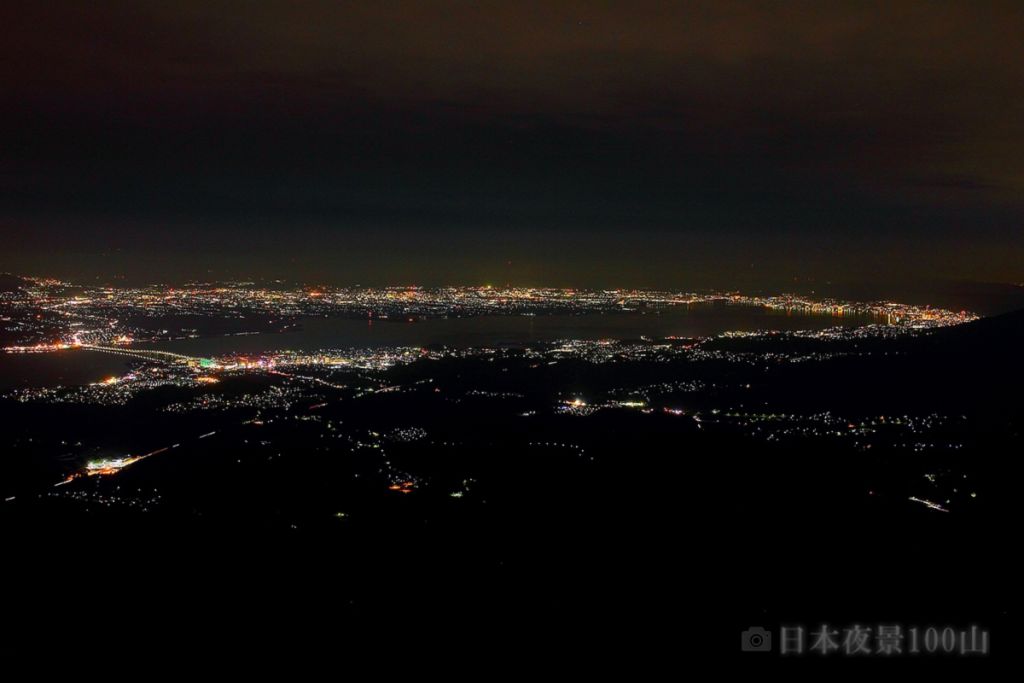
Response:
[[741, 626, 772, 652]]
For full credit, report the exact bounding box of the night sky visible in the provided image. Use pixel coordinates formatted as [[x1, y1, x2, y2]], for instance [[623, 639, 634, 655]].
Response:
[[2, 1, 1023, 288]]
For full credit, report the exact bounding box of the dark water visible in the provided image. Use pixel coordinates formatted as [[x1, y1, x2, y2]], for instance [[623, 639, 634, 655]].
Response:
[[0, 351, 133, 390], [0, 306, 875, 388], [138, 305, 875, 355]]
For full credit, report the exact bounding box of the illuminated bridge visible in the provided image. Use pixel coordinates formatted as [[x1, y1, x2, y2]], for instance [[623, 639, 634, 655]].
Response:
[[78, 344, 215, 367]]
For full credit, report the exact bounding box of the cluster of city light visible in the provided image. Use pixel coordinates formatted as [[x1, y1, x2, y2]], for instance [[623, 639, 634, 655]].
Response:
[[46, 484, 162, 512], [2, 341, 77, 353], [697, 409, 968, 451], [0, 326, 960, 409]]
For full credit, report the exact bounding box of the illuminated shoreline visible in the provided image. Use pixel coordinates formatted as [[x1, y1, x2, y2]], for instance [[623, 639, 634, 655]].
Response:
[[2, 279, 977, 354]]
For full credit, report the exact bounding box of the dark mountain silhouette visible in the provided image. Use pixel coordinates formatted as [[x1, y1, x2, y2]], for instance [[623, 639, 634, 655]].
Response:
[[756, 309, 1024, 420], [918, 306, 1024, 351], [896, 308, 1024, 412]]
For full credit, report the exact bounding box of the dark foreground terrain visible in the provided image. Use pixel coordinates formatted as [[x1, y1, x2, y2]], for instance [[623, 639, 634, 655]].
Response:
[[2, 313, 1021, 667]]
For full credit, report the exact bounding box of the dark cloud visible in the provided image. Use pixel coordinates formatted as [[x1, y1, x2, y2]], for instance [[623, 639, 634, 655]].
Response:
[[1, 1, 1022, 286]]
